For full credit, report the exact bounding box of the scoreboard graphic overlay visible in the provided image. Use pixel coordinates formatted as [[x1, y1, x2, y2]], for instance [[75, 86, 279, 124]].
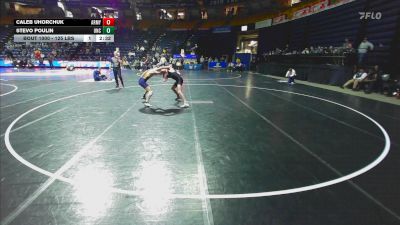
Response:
[[13, 18, 115, 43]]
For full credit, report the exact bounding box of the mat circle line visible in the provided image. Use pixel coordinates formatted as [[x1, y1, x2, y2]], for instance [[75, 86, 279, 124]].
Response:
[[0, 83, 18, 97], [4, 83, 391, 199], [185, 74, 241, 80], [138, 73, 241, 81]]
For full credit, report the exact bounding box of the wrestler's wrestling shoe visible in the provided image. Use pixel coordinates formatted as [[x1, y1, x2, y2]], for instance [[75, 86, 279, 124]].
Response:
[[180, 103, 189, 108]]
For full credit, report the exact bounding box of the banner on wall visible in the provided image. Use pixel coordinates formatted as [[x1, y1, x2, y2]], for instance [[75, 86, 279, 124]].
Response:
[[208, 61, 227, 69], [0, 59, 110, 68], [184, 64, 202, 70], [272, 15, 287, 25], [293, 6, 311, 19], [329, 0, 355, 6], [255, 19, 272, 29], [212, 26, 231, 33], [311, 0, 329, 13], [173, 54, 197, 59], [56, 61, 110, 68], [292, 0, 332, 19]]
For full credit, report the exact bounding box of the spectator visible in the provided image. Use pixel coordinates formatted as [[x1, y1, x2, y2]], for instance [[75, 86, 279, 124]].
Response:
[[34, 49, 41, 60], [343, 38, 353, 49], [21, 47, 27, 57], [66, 62, 75, 71], [5, 43, 14, 59], [392, 80, 400, 98], [190, 44, 198, 54], [26, 58, 34, 68], [199, 55, 205, 65], [122, 57, 130, 69], [52, 49, 57, 57], [342, 68, 368, 90], [283, 44, 290, 54], [234, 62, 244, 72], [380, 74, 394, 96], [227, 62, 234, 72], [93, 67, 108, 81], [176, 60, 183, 70], [357, 37, 374, 65], [18, 57, 27, 68], [301, 48, 310, 54], [48, 53, 54, 69], [285, 68, 296, 85], [361, 65, 381, 93]]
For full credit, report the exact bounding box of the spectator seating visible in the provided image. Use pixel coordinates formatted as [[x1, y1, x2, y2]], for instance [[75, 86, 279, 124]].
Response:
[[364, 0, 399, 66]]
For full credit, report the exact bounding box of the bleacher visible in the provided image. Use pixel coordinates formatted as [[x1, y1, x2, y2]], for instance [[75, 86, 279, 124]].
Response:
[[257, 0, 400, 70], [0, 26, 12, 46], [1, 0, 398, 69], [364, 0, 399, 66], [154, 31, 188, 53], [287, 18, 307, 51], [73, 29, 153, 61], [0, 28, 163, 61], [307, 0, 365, 47], [0, 26, 13, 58], [258, 22, 291, 53]]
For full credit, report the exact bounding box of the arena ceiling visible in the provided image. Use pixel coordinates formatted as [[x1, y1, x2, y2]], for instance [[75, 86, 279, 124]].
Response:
[[1, 0, 305, 20], [2, 0, 288, 11]]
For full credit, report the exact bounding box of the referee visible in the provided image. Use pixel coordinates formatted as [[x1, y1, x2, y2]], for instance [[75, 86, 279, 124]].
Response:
[[111, 49, 124, 88]]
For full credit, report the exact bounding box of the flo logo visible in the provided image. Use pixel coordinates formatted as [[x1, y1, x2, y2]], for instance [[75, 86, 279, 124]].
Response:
[[359, 12, 382, 20]]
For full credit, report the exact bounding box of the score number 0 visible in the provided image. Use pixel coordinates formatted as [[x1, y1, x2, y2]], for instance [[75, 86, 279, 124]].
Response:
[[103, 18, 115, 26], [102, 18, 115, 34]]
